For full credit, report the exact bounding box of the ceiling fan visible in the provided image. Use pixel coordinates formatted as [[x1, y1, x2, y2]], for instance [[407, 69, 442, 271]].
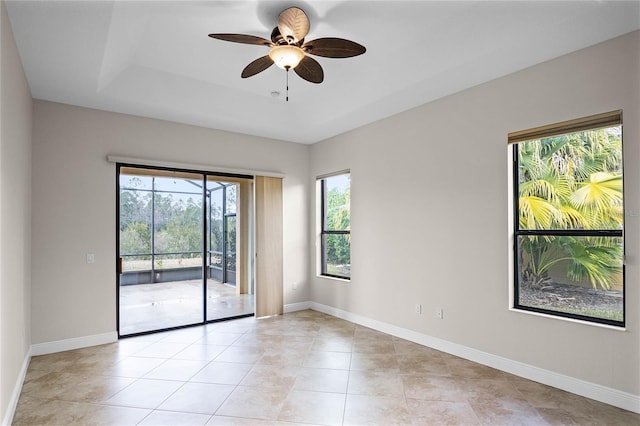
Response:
[[208, 7, 366, 86]]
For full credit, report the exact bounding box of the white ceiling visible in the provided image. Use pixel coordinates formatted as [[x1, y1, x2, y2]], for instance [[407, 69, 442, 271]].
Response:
[[6, 1, 640, 144]]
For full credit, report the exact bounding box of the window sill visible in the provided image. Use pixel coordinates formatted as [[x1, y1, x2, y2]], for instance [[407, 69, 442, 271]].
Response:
[[509, 307, 626, 331], [317, 274, 350, 283]]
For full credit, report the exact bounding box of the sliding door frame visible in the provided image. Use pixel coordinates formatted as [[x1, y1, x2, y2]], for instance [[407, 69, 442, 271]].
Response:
[[116, 162, 255, 338]]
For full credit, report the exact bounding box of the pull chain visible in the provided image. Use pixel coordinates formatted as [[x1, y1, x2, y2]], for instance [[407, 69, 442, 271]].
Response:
[[286, 67, 290, 102]]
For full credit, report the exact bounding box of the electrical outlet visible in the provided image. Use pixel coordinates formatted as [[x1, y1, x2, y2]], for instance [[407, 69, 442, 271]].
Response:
[[86, 253, 95, 264], [415, 304, 422, 314], [436, 308, 444, 319], [293, 282, 298, 290]]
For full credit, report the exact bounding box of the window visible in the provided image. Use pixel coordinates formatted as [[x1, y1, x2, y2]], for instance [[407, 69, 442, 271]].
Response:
[[320, 172, 351, 279], [510, 111, 624, 326]]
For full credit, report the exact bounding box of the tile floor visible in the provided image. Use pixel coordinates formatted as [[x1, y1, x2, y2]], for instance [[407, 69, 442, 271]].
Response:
[[13, 310, 640, 425]]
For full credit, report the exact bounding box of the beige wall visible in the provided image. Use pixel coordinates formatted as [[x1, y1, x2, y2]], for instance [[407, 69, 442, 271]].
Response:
[[0, 0, 32, 421], [310, 31, 640, 395], [31, 101, 309, 344]]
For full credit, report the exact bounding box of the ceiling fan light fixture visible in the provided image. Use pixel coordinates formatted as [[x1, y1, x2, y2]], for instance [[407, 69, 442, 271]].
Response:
[[269, 45, 305, 70]]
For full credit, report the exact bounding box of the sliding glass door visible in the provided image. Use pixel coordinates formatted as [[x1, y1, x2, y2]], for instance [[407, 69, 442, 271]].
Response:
[[206, 176, 254, 321], [118, 168, 205, 335], [117, 165, 254, 336]]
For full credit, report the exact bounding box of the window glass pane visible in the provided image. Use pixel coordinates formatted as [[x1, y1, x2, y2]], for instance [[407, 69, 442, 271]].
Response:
[[120, 175, 153, 190], [154, 253, 203, 270], [517, 126, 622, 231], [324, 174, 350, 231], [226, 216, 237, 272], [153, 176, 202, 193], [121, 255, 151, 272], [225, 185, 237, 215], [323, 234, 351, 278], [120, 188, 152, 255], [154, 191, 203, 254], [209, 187, 223, 256], [516, 235, 623, 322]]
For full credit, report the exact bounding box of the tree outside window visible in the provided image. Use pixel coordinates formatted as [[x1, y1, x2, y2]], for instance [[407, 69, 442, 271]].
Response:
[[320, 173, 351, 279], [513, 114, 624, 326]]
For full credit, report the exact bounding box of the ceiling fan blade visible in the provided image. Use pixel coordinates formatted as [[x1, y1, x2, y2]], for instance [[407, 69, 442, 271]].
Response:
[[241, 55, 274, 78], [277, 7, 310, 44], [302, 37, 366, 58], [294, 55, 323, 84], [208, 33, 273, 46]]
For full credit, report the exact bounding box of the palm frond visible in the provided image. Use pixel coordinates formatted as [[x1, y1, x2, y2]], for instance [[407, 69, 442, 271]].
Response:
[[519, 196, 562, 229]]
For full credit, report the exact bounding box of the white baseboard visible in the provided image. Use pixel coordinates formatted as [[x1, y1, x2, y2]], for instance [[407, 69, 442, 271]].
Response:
[[309, 302, 640, 414], [284, 301, 311, 313], [31, 331, 118, 356], [1, 346, 32, 426]]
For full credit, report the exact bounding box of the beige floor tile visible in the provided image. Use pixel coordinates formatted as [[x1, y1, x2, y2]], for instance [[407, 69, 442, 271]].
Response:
[[256, 323, 319, 338], [197, 332, 243, 345], [278, 390, 345, 425], [139, 410, 212, 425], [27, 352, 85, 372], [143, 358, 209, 381], [350, 352, 400, 373], [156, 382, 235, 414], [134, 341, 192, 358], [158, 327, 209, 343], [343, 394, 413, 426], [232, 333, 283, 347], [103, 378, 184, 409], [206, 415, 306, 425], [392, 337, 443, 355], [173, 343, 228, 361], [303, 350, 352, 369], [401, 374, 469, 401], [445, 355, 506, 380], [352, 339, 396, 354], [510, 379, 593, 410], [239, 363, 300, 388], [12, 397, 107, 426], [214, 345, 264, 363], [468, 394, 547, 425], [347, 370, 405, 397], [397, 353, 451, 375], [354, 326, 393, 341], [311, 336, 354, 352], [108, 356, 166, 378], [189, 361, 252, 385], [215, 385, 289, 420], [114, 339, 154, 357], [205, 321, 254, 335], [408, 398, 481, 425], [316, 327, 357, 340], [463, 377, 525, 400], [20, 371, 87, 400], [257, 350, 308, 366], [82, 404, 152, 425], [534, 393, 640, 425], [56, 375, 136, 403], [536, 407, 596, 425], [293, 368, 349, 393]]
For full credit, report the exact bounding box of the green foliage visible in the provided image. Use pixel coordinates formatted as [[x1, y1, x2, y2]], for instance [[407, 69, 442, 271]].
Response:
[[324, 176, 351, 270], [518, 127, 623, 290], [120, 183, 218, 262], [120, 221, 151, 255]]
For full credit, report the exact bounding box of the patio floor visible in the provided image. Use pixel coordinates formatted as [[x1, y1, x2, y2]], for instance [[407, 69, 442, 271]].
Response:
[[119, 279, 254, 335]]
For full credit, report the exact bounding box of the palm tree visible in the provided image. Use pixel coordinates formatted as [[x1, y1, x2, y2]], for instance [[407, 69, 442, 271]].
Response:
[[517, 127, 623, 290]]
